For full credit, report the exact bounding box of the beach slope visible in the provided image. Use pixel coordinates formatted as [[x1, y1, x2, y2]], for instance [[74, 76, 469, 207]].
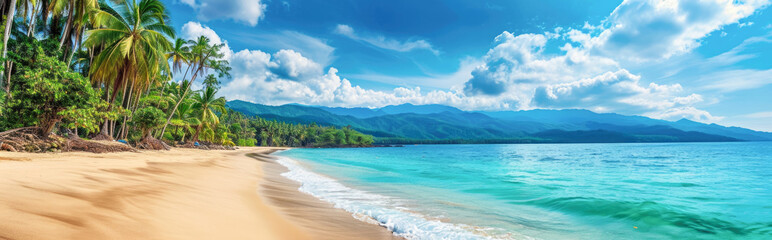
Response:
[[0, 148, 395, 240]]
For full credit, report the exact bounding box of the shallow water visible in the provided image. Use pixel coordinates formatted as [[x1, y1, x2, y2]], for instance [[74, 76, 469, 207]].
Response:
[[276, 142, 772, 239]]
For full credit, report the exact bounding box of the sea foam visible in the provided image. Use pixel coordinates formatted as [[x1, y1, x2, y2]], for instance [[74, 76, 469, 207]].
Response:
[[276, 156, 488, 240]]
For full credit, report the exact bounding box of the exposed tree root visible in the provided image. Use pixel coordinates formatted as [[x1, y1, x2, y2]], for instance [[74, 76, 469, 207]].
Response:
[[135, 135, 170, 150], [0, 127, 136, 153]]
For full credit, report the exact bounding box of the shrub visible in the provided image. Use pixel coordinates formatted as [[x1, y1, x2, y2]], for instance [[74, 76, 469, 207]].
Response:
[[133, 107, 167, 138]]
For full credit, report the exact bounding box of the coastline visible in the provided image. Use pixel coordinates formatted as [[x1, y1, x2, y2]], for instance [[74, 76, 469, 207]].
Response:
[[251, 151, 402, 240], [0, 148, 397, 240]]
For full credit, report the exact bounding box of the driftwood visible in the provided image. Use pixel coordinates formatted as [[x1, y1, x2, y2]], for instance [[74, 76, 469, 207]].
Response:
[[0, 127, 136, 153], [64, 139, 137, 153], [135, 135, 170, 151], [0, 127, 67, 153]]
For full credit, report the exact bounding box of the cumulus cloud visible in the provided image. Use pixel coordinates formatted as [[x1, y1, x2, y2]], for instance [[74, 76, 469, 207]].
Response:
[[334, 24, 440, 55], [458, 0, 769, 121], [180, 0, 266, 26], [180, 22, 233, 59], [580, 0, 770, 61], [464, 32, 618, 101], [181, 0, 772, 124], [460, 27, 715, 120]]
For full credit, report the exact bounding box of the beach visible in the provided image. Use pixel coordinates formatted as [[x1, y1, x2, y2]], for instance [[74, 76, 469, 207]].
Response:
[[0, 147, 398, 240]]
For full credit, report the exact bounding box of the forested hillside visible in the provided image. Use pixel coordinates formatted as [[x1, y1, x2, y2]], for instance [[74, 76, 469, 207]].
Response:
[[228, 101, 772, 144]]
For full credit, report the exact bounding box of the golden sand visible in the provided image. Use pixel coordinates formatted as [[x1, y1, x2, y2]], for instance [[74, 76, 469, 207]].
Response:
[[0, 147, 397, 240]]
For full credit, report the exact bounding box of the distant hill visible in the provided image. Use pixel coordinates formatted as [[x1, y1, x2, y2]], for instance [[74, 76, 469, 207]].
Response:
[[226, 100, 772, 143], [317, 103, 464, 118]]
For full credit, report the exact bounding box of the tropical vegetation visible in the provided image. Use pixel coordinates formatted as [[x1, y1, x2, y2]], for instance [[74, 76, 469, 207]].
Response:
[[0, 0, 373, 150]]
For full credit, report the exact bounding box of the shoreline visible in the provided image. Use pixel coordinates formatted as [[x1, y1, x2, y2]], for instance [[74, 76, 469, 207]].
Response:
[[0, 148, 398, 240], [251, 151, 402, 240]]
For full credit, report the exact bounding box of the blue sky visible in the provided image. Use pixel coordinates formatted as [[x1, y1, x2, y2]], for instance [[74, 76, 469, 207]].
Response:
[[165, 0, 772, 131]]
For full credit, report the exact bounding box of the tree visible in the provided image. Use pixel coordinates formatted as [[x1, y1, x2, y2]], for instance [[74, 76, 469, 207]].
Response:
[[132, 106, 165, 139], [2, 0, 18, 61], [83, 0, 174, 138], [191, 85, 225, 142], [1, 0, 19, 91], [169, 100, 198, 142], [1, 47, 100, 136], [202, 74, 219, 89], [158, 35, 229, 138], [166, 38, 189, 76]]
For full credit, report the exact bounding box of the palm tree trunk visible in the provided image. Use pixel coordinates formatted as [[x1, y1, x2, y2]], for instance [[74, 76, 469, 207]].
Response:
[[111, 70, 129, 138], [110, 119, 115, 137], [2, 0, 18, 90], [58, 0, 73, 49], [118, 78, 135, 139], [97, 61, 128, 138], [192, 124, 202, 143], [4, 61, 12, 94], [26, 1, 39, 36], [65, 25, 82, 66], [41, 0, 49, 31]]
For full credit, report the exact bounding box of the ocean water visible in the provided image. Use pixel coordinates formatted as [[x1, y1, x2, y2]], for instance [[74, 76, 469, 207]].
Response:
[[274, 142, 772, 239]]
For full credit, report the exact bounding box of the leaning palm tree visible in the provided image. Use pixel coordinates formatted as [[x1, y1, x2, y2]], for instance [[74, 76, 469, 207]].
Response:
[[83, 0, 174, 139], [190, 85, 225, 143], [158, 35, 229, 138]]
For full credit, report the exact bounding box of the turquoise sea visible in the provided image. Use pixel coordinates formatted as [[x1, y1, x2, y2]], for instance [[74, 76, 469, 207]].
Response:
[[274, 142, 772, 239]]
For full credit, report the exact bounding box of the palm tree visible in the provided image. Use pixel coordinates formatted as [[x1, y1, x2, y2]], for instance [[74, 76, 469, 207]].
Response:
[[83, 0, 174, 138], [170, 100, 199, 142], [190, 85, 225, 143], [158, 35, 229, 138], [49, 0, 97, 50], [166, 38, 189, 76]]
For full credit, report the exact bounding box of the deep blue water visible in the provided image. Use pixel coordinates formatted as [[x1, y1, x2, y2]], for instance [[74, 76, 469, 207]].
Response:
[[275, 142, 772, 239]]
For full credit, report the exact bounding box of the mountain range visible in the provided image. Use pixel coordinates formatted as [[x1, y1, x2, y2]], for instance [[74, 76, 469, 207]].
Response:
[[226, 100, 772, 143]]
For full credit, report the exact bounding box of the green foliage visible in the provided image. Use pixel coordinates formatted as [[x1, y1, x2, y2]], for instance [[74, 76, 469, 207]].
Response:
[[60, 89, 128, 134], [133, 106, 167, 138], [220, 109, 374, 148], [1, 47, 100, 135], [202, 74, 220, 89]]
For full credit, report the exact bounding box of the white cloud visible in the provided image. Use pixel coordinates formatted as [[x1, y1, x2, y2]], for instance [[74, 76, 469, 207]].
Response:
[[738, 21, 755, 27], [578, 0, 770, 61], [180, 0, 266, 26], [184, 0, 770, 125], [181, 22, 223, 44], [464, 31, 618, 99], [699, 69, 772, 92], [270, 49, 323, 79], [202, 22, 721, 123], [646, 106, 724, 123], [742, 111, 772, 118], [531, 70, 705, 115], [227, 31, 336, 66], [348, 57, 481, 89], [334, 24, 440, 55], [180, 22, 233, 59], [459, 26, 719, 121]]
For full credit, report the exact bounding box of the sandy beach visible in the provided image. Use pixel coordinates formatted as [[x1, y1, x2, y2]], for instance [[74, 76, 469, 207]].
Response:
[[0, 147, 398, 240]]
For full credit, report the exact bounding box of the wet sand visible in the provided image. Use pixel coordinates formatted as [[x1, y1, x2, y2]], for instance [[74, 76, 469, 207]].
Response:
[[251, 151, 402, 240]]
